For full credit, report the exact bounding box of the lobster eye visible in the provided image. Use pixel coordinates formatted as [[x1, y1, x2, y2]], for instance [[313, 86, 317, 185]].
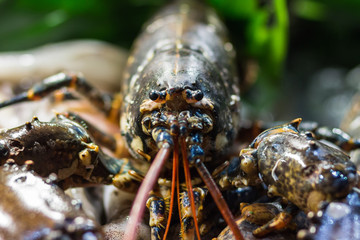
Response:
[[194, 90, 204, 101], [149, 90, 159, 101], [184, 89, 192, 99], [159, 90, 167, 100], [304, 131, 315, 140], [183, 89, 204, 103]]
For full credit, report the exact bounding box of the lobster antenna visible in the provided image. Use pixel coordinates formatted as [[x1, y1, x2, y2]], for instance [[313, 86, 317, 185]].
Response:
[[195, 159, 244, 240], [163, 140, 179, 239], [181, 137, 202, 240], [124, 146, 171, 240]]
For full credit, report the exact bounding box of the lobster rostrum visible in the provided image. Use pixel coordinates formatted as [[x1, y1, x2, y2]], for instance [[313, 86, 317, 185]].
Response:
[[0, 0, 244, 239]]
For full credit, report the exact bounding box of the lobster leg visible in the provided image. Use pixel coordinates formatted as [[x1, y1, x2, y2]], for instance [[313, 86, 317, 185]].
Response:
[[109, 156, 143, 192], [217, 149, 261, 189], [216, 202, 297, 240], [64, 112, 118, 151], [60, 154, 142, 190], [255, 119, 360, 151], [64, 112, 128, 157], [146, 194, 167, 240], [301, 124, 360, 151], [252, 203, 298, 237], [179, 187, 206, 240], [0, 72, 117, 119]]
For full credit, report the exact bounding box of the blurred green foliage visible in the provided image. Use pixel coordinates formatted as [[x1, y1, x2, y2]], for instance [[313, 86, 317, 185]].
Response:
[[0, 0, 359, 119], [208, 0, 288, 112], [207, 0, 360, 117], [0, 0, 165, 50], [208, 0, 288, 79]]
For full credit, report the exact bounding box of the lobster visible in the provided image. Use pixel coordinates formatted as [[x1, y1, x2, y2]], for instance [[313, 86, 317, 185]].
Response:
[[1, 1, 359, 239], [0, 0, 245, 239]]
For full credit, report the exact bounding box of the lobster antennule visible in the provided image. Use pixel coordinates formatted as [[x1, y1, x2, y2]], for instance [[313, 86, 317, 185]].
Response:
[[163, 139, 179, 240], [124, 145, 172, 240], [195, 159, 244, 240]]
